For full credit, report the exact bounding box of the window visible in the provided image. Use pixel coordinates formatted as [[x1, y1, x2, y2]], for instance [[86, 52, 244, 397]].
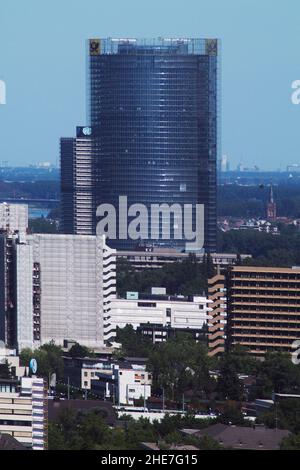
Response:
[[0, 398, 13, 404], [138, 302, 157, 308]]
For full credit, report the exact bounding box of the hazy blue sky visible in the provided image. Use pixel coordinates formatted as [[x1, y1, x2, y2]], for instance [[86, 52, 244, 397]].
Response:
[[1, 0, 300, 169]]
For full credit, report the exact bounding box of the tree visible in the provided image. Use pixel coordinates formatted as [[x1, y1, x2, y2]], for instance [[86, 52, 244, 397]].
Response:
[[218, 224, 300, 268], [49, 407, 83, 450], [256, 352, 300, 398], [78, 411, 110, 450], [224, 346, 259, 375], [204, 253, 216, 279], [40, 342, 64, 378], [49, 407, 218, 450], [48, 422, 66, 450], [49, 408, 110, 450], [164, 431, 182, 445], [0, 360, 11, 379], [69, 343, 94, 358], [217, 353, 243, 401], [116, 255, 209, 297], [125, 418, 157, 450], [257, 399, 300, 434], [194, 435, 222, 450], [116, 324, 152, 357], [20, 342, 64, 379], [153, 414, 214, 439], [219, 405, 245, 425], [148, 334, 214, 400], [280, 433, 300, 450]]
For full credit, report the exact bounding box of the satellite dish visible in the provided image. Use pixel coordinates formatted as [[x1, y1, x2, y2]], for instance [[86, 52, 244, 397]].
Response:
[[29, 358, 38, 375]]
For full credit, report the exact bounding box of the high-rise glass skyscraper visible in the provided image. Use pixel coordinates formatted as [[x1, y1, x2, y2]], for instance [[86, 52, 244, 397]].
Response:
[[61, 38, 219, 252]]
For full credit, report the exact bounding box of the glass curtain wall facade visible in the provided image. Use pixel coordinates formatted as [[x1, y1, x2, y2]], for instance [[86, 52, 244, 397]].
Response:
[[61, 38, 219, 252]]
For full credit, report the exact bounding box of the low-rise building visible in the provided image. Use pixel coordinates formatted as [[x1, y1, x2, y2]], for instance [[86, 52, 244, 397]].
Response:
[[117, 248, 251, 272], [137, 323, 207, 344], [72, 358, 153, 406], [104, 288, 212, 343], [181, 424, 290, 450], [91, 361, 152, 406]]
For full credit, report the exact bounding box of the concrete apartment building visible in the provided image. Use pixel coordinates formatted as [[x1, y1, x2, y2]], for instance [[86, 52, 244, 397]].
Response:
[[227, 266, 300, 357], [207, 273, 227, 356], [0, 232, 116, 351], [104, 288, 212, 343], [0, 376, 47, 450], [26, 233, 115, 349], [61, 127, 94, 235], [0, 204, 29, 348]]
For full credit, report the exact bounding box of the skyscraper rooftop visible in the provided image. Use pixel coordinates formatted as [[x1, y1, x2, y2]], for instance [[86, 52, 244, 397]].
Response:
[[88, 37, 219, 56]]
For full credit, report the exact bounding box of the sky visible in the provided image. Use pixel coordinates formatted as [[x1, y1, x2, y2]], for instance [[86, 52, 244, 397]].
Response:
[[0, 0, 300, 169]]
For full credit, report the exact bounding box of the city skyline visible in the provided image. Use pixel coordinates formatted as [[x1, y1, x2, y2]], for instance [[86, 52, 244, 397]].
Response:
[[2, 1, 300, 454], [1, 0, 300, 170]]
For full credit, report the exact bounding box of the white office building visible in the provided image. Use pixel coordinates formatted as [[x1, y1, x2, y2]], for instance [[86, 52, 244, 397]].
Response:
[[91, 361, 152, 406], [104, 289, 212, 343], [114, 363, 151, 406]]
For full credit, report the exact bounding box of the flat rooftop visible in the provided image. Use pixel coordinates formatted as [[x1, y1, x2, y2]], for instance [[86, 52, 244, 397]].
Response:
[[231, 266, 300, 273]]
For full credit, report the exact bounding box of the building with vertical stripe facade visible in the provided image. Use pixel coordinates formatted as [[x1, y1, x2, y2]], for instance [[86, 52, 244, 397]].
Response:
[[0, 233, 116, 352]]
